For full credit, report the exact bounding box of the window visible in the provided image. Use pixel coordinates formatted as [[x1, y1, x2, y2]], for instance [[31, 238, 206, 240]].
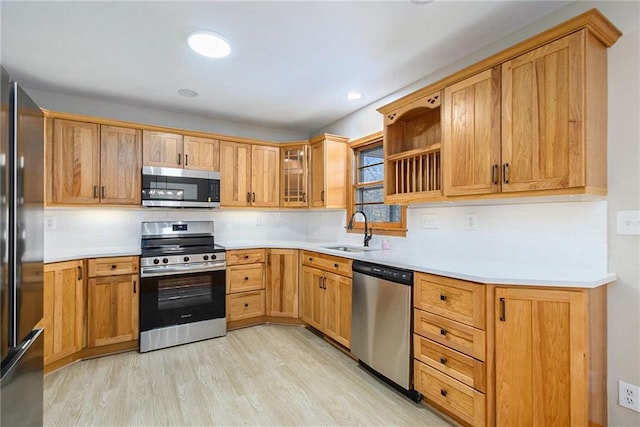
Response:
[[348, 133, 406, 237]]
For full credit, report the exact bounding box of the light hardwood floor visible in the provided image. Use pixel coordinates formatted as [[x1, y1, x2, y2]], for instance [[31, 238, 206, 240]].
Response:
[[44, 324, 452, 426]]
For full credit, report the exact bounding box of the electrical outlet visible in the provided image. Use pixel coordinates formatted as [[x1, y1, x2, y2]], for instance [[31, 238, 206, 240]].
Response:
[[617, 211, 640, 235], [421, 214, 439, 229], [255, 215, 263, 227], [45, 216, 56, 230], [465, 213, 478, 230], [619, 380, 640, 412]]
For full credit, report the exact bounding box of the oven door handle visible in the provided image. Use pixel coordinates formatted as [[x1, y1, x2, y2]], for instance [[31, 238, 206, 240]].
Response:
[[140, 262, 227, 278]]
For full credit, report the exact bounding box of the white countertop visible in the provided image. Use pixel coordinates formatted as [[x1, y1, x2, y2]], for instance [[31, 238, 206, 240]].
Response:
[[45, 240, 616, 288]]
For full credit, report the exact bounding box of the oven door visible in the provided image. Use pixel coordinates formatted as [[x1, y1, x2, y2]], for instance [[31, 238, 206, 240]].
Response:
[[140, 269, 225, 332], [141, 166, 220, 208]]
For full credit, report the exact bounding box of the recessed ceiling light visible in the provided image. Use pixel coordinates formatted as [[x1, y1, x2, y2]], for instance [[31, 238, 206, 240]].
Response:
[[178, 88, 198, 97], [188, 31, 231, 58], [347, 92, 362, 100]]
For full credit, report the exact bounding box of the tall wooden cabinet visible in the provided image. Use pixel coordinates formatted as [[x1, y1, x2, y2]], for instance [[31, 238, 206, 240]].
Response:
[[266, 249, 299, 318], [51, 119, 141, 205], [309, 134, 349, 209], [494, 286, 606, 426], [40, 260, 84, 365], [86, 257, 139, 347], [300, 251, 352, 348], [221, 141, 279, 207]]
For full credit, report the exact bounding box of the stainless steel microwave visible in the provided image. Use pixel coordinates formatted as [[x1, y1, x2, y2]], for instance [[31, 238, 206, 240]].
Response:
[[141, 166, 220, 208]]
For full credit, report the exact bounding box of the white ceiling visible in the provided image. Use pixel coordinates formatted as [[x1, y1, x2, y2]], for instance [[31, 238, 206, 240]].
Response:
[[1, 1, 570, 134]]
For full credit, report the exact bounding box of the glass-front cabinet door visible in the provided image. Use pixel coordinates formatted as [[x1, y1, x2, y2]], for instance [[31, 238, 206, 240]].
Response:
[[281, 144, 308, 207]]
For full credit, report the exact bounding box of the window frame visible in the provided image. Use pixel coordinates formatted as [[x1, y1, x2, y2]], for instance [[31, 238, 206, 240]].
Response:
[[347, 132, 407, 237]]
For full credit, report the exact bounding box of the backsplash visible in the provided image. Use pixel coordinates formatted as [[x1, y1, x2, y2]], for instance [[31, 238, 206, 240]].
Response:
[[45, 201, 608, 275]]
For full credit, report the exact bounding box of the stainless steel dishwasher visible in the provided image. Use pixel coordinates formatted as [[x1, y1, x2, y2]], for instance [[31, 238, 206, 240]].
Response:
[[351, 260, 421, 401]]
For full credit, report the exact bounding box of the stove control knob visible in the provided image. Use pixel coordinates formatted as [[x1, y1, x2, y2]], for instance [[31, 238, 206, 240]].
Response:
[[153, 259, 160, 265], [183, 256, 190, 262], [162, 258, 169, 264], [203, 255, 209, 261], [211, 254, 217, 260]]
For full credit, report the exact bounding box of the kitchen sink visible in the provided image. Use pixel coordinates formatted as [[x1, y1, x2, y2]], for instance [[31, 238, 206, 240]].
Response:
[[323, 245, 377, 253]]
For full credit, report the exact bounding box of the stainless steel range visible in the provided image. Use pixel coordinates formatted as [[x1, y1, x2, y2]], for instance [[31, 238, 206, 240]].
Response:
[[139, 221, 226, 352]]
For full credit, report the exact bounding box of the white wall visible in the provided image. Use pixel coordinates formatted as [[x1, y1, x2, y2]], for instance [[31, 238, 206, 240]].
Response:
[[26, 88, 307, 142], [315, 2, 640, 425]]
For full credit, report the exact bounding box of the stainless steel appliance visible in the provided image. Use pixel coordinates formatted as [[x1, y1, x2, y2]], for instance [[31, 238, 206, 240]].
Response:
[[139, 221, 226, 352], [141, 166, 220, 208], [351, 260, 421, 402], [0, 66, 44, 425]]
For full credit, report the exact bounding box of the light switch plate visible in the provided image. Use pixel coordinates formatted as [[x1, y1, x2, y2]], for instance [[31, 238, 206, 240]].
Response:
[[45, 216, 56, 230], [465, 213, 478, 230], [421, 214, 439, 229], [617, 211, 640, 235]]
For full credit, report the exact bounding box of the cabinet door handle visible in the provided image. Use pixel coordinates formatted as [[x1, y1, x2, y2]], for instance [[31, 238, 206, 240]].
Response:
[[178, 153, 182, 165], [133, 280, 137, 293], [321, 190, 325, 202], [440, 294, 447, 301], [503, 163, 509, 184], [93, 185, 98, 199], [499, 297, 506, 321], [492, 164, 498, 185], [252, 192, 256, 203], [77, 266, 83, 280], [440, 389, 448, 397], [302, 192, 306, 203], [246, 192, 251, 203], [185, 154, 188, 166], [101, 186, 106, 198], [440, 328, 447, 336], [440, 357, 447, 365]]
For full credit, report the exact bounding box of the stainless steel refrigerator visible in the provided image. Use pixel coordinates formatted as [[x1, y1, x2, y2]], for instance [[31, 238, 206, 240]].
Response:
[[0, 65, 44, 426]]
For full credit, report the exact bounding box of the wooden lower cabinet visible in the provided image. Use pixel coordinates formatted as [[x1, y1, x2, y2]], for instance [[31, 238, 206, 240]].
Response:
[[266, 249, 299, 318], [300, 260, 352, 349], [87, 274, 139, 347], [226, 249, 266, 324], [40, 260, 84, 365], [494, 286, 606, 427], [227, 290, 266, 321]]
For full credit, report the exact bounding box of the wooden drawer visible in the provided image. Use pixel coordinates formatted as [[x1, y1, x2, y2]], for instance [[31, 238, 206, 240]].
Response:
[[301, 251, 352, 277], [414, 360, 485, 427], [414, 334, 485, 392], [88, 256, 138, 277], [414, 309, 485, 361], [227, 290, 265, 321], [414, 272, 485, 329], [227, 264, 264, 294], [227, 249, 265, 265]]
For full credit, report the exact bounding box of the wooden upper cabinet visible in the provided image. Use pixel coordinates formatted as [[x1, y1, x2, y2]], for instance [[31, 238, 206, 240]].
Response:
[[183, 136, 220, 172], [281, 145, 309, 208], [142, 131, 183, 168], [310, 134, 349, 209], [443, 67, 501, 196], [251, 145, 279, 207], [220, 141, 279, 207], [220, 141, 252, 207], [100, 125, 142, 204], [52, 119, 100, 204]]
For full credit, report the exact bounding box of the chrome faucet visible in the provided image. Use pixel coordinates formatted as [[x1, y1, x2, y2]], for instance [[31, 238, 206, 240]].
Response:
[[347, 210, 373, 247]]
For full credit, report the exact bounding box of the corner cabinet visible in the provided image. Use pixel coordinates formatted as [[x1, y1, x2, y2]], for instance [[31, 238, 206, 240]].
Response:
[[309, 134, 349, 209], [266, 249, 299, 318], [51, 120, 142, 205], [221, 141, 279, 207], [281, 145, 309, 208], [494, 286, 607, 426], [300, 251, 352, 348]]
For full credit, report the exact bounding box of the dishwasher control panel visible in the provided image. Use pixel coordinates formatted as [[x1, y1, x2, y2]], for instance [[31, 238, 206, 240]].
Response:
[[352, 260, 413, 286]]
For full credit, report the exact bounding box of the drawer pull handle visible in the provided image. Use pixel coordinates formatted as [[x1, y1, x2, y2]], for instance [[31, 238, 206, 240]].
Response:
[[334, 263, 339, 268], [244, 277, 249, 281], [244, 303, 249, 308], [309, 257, 313, 261], [440, 294, 447, 301], [440, 389, 448, 397], [440, 328, 447, 336], [440, 357, 447, 365], [111, 264, 116, 269], [244, 255, 249, 259]]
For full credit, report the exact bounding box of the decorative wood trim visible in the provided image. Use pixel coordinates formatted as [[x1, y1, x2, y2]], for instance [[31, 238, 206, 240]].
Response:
[[378, 8, 621, 115], [309, 133, 350, 145]]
